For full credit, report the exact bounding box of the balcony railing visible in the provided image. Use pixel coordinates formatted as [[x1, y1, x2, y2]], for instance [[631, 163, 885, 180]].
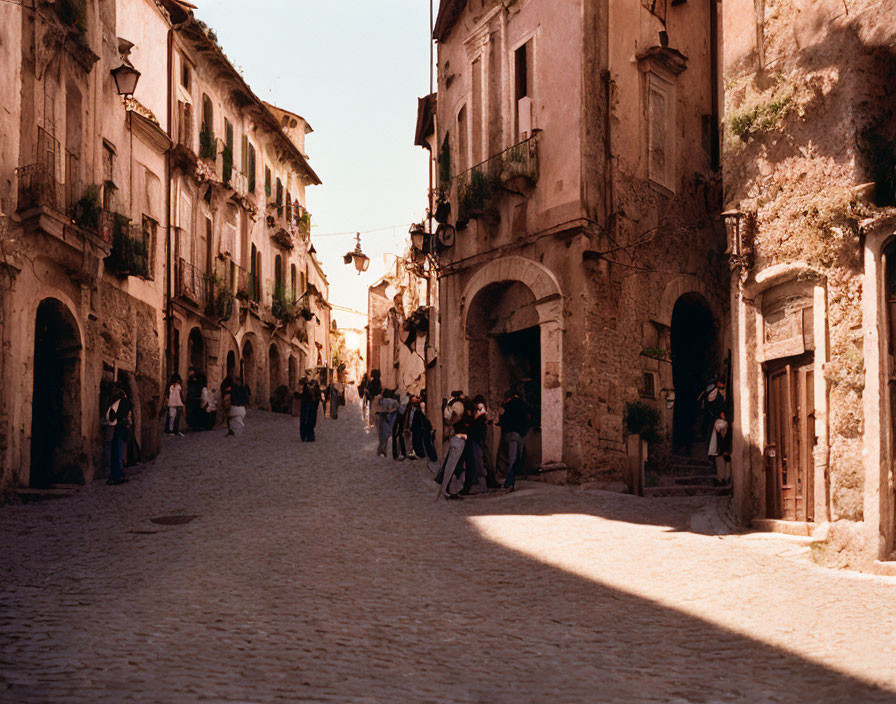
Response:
[[105, 218, 150, 278], [455, 133, 540, 225], [271, 284, 302, 323], [199, 128, 216, 161], [177, 258, 211, 306]]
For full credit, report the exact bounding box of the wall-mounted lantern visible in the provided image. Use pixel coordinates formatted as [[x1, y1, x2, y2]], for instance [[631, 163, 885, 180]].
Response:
[[111, 62, 141, 96], [111, 38, 140, 96]]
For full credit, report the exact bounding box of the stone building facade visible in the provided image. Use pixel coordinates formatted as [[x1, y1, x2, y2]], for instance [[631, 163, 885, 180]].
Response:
[[0, 0, 329, 493], [723, 0, 896, 562], [163, 1, 328, 411], [367, 248, 431, 396], [0, 0, 171, 489], [426, 0, 729, 480]]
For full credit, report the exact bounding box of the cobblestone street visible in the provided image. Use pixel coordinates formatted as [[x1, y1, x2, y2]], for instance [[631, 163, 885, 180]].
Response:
[[1, 405, 895, 703]]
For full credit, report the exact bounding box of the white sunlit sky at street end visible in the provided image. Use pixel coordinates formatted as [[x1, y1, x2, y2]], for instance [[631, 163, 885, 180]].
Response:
[[192, 0, 434, 317]]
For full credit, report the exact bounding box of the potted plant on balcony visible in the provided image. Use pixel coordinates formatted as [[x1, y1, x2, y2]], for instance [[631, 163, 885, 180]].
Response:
[[71, 185, 101, 231]]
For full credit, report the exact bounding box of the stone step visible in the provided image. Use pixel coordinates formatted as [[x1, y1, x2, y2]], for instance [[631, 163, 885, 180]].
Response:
[[674, 474, 720, 486], [14, 487, 80, 503], [644, 485, 731, 498]]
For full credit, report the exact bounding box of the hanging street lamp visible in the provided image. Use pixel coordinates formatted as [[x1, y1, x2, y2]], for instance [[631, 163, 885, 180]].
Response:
[[344, 232, 370, 275]]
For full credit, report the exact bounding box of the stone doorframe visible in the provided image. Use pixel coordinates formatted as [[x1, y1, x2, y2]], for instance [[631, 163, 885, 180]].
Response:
[[460, 256, 565, 466], [863, 220, 896, 559]]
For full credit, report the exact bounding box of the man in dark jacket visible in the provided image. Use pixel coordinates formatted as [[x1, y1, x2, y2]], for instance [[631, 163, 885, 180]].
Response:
[[499, 387, 530, 490], [106, 385, 133, 485]]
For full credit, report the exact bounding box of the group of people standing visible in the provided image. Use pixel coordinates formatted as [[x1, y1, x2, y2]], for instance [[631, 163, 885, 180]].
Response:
[[360, 370, 532, 500], [164, 367, 250, 437]]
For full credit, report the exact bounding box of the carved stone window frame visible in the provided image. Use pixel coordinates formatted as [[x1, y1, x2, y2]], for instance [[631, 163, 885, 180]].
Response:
[[637, 47, 687, 195]]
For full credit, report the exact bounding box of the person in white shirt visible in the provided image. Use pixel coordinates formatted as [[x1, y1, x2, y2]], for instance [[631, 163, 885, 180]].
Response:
[[199, 374, 218, 430], [165, 374, 185, 436]]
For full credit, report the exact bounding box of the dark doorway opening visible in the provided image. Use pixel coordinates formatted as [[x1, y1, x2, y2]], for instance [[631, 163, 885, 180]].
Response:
[[226, 350, 236, 378], [188, 327, 205, 375], [30, 299, 83, 488], [671, 293, 718, 450], [466, 281, 542, 472], [269, 344, 281, 403], [241, 339, 255, 403]]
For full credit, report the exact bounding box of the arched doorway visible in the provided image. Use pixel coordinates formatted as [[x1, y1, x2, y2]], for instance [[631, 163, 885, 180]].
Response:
[[241, 338, 255, 402], [226, 350, 236, 378], [188, 327, 205, 375], [465, 283, 544, 472], [269, 343, 281, 396], [30, 299, 83, 488], [670, 293, 719, 451], [461, 257, 564, 468]]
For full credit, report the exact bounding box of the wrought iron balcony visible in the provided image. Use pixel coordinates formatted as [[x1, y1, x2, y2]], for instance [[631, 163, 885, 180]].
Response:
[[199, 128, 216, 161], [176, 258, 211, 306], [455, 133, 540, 225], [105, 217, 150, 279]]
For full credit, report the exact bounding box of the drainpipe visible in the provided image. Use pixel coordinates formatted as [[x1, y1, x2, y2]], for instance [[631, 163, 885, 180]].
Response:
[[165, 26, 174, 380]]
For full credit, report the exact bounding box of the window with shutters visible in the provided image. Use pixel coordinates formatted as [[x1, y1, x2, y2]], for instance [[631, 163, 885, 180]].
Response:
[[247, 143, 257, 193], [513, 38, 534, 142]]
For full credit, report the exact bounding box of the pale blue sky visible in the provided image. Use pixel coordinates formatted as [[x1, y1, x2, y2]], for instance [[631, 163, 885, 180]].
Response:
[[194, 0, 433, 317]]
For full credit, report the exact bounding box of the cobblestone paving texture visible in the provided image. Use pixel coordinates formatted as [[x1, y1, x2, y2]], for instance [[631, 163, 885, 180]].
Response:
[[1, 405, 895, 703]]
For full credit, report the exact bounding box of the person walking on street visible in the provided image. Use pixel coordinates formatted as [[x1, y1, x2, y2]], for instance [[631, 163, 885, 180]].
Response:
[[228, 376, 250, 436], [375, 389, 399, 457], [199, 374, 218, 430], [407, 393, 441, 472], [106, 385, 133, 485], [165, 374, 184, 436], [299, 376, 323, 442], [435, 395, 471, 499], [185, 366, 203, 431], [220, 372, 233, 434], [500, 387, 530, 491], [366, 370, 383, 427], [462, 395, 493, 493], [708, 410, 732, 486], [392, 392, 409, 460], [359, 374, 370, 422], [328, 379, 345, 421]]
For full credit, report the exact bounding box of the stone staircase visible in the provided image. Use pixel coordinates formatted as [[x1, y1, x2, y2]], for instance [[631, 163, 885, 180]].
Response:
[[643, 453, 731, 498]]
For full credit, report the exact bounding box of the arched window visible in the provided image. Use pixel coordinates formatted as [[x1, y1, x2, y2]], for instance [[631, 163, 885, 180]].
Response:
[[291, 263, 297, 299]]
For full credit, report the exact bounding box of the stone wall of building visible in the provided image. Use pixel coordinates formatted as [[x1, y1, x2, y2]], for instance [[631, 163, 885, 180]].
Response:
[[723, 0, 896, 556]]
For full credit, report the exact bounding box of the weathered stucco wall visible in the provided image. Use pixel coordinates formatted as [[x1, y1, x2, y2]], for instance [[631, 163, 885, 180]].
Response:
[[724, 0, 896, 531]]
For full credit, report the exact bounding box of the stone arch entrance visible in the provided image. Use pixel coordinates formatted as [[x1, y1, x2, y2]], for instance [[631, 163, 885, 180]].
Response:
[[670, 292, 719, 450], [269, 343, 281, 396], [226, 350, 236, 378], [188, 327, 205, 375], [30, 298, 84, 488], [241, 337, 256, 403], [462, 256, 564, 467]]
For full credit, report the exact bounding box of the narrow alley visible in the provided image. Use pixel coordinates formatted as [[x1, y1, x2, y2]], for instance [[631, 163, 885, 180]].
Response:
[[0, 405, 894, 703]]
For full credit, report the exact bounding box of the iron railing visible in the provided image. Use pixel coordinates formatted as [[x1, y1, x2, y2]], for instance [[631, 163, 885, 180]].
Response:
[[106, 219, 150, 278], [199, 128, 216, 160], [16, 127, 63, 212], [455, 133, 540, 223], [177, 257, 211, 306]]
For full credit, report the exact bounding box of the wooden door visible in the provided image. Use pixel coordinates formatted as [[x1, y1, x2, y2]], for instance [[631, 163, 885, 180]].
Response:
[[765, 356, 815, 521]]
